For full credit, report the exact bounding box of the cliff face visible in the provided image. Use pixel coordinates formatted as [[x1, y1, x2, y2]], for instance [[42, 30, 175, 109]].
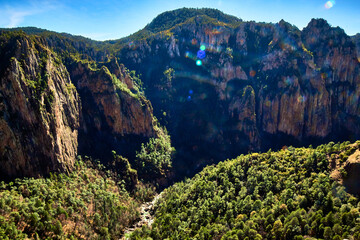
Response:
[[0, 33, 159, 180], [118, 15, 360, 173], [68, 58, 157, 161], [0, 34, 80, 179], [352, 33, 360, 60], [1, 10, 359, 180]]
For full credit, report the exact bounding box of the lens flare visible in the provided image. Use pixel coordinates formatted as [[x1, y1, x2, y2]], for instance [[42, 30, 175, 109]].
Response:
[[200, 45, 206, 51], [185, 51, 197, 60], [196, 60, 202, 66], [325, 0, 335, 9], [197, 50, 206, 59]]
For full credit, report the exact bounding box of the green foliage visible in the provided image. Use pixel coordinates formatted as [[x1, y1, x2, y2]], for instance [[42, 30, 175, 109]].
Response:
[[136, 129, 175, 180], [145, 8, 242, 34], [163, 67, 175, 83], [128, 69, 145, 94], [110, 151, 138, 191], [0, 158, 141, 239], [132, 141, 360, 239]]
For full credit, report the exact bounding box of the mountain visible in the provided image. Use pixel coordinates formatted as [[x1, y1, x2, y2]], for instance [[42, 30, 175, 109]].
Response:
[[0, 7, 360, 240], [1, 7, 360, 181], [145, 8, 242, 33], [0, 31, 172, 183], [352, 33, 360, 59], [116, 10, 360, 177], [132, 141, 360, 239]]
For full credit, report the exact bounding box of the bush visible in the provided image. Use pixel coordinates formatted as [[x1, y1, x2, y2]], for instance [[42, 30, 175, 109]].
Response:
[[136, 129, 174, 180]]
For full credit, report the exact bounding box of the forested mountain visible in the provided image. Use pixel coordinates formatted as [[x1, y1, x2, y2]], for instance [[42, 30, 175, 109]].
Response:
[[0, 7, 359, 239], [116, 8, 360, 177], [0, 31, 173, 183]]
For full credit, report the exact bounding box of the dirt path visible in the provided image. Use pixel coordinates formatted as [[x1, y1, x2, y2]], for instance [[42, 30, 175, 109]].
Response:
[[121, 192, 163, 239]]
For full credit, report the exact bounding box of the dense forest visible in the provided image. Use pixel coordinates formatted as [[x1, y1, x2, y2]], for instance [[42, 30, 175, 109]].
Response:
[[131, 141, 360, 239], [1, 141, 359, 239], [0, 157, 157, 239]]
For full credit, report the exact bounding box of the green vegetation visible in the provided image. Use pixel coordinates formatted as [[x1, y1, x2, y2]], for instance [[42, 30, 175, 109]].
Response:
[[144, 8, 241, 34], [136, 128, 175, 181], [132, 141, 360, 239], [163, 68, 175, 83], [110, 151, 139, 191], [0, 157, 142, 240]]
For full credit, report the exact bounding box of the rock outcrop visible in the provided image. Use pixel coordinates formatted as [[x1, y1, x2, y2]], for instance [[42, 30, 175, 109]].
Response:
[[0, 33, 159, 180], [118, 11, 360, 174], [68, 58, 157, 161], [0, 34, 80, 179], [1, 9, 359, 180]]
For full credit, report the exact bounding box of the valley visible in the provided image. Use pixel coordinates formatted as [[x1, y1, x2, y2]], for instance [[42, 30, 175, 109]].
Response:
[[0, 7, 359, 239]]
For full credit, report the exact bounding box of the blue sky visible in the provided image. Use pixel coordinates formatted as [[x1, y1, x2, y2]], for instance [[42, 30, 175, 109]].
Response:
[[0, 0, 359, 41]]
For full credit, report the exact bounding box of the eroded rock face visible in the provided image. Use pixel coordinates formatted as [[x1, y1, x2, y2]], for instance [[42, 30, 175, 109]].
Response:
[[119, 17, 360, 173], [343, 149, 360, 195], [67, 59, 157, 162], [0, 36, 80, 179], [0, 34, 159, 179]]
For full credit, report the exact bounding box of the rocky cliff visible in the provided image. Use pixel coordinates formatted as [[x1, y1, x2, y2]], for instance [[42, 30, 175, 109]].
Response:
[[352, 33, 360, 60], [0, 33, 80, 179], [1, 8, 359, 179], [0, 32, 159, 180], [68, 57, 157, 162], [117, 9, 360, 174]]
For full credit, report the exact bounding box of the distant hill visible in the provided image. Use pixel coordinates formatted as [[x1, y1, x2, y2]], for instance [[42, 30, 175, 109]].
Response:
[[144, 8, 242, 34]]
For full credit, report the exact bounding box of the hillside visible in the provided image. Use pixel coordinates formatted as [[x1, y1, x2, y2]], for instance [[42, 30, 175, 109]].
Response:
[[132, 141, 360, 239], [0, 157, 157, 239], [0, 7, 360, 239], [0, 30, 174, 184], [116, 9, 360, 177], [0, 6, 359, 186]]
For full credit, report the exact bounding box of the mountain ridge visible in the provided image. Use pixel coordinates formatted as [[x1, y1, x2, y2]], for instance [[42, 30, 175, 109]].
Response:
[[0, 7, 359, 180]]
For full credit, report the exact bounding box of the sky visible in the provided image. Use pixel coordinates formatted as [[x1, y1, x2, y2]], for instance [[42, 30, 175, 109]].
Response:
[[0, 0, 359, 41]]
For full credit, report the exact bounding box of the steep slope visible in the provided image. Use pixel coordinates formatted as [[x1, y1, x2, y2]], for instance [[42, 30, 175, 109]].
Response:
[[0, 27, 108, 61], [0, 32, 80, 179], [0, 31, 172, 182], [117, 9, 360, 176], [67, 57, 158, 163], [352, 33, 360, 59], [132, 141, 360, 239], [0, 8, 359, 182], [0, 158, 148, 239]]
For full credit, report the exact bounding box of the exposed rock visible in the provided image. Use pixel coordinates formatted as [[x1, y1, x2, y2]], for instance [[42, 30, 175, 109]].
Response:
[[0, 34, 160, 180], [118, 15, 360, 175], [67, 59, 157, 162], [342, 149, 360, 195], [0, 35, 80, 179]]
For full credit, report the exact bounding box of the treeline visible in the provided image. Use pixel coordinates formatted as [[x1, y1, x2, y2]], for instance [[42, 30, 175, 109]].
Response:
[[131, 141, 360, 239]]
